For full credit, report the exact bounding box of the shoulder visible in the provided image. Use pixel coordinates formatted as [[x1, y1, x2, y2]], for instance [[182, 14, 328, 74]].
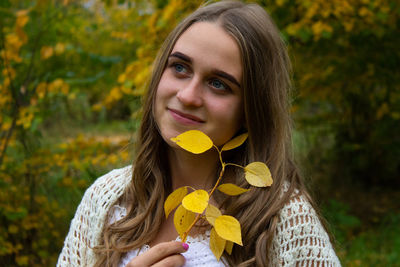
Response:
[[271, 193, 342, 266], [83, 165, 132, 203], [56, 165, 133, 266]]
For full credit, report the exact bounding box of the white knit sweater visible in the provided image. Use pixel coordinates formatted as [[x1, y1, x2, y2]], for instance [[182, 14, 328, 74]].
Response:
[[57, 166, 341, 266]]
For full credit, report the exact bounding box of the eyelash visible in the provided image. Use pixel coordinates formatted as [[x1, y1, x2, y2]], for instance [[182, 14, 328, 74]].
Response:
[[208, 79, 231, 93], [170, 62, 189, 76], [168, 61, 232, 93]]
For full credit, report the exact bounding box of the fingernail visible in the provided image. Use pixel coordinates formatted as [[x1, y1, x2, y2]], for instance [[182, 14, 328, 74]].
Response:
[[182, 243, 189, 250]]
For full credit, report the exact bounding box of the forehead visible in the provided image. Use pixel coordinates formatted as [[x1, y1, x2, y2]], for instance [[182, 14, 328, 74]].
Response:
[[171, 22, 242, 82]]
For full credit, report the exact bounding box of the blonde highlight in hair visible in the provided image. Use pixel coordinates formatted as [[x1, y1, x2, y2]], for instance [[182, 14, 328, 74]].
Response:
[[95, 1, 322, 266]]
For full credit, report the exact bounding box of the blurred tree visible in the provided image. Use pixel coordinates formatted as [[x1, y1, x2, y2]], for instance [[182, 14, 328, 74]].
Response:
[[262, 0, 400, 188]]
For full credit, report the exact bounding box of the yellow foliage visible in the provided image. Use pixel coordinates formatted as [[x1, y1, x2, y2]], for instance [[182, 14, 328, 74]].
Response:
[[376, 103, 389, 119], [5, 33, 23, 62], [214, 215, 242, 246], [54, 43, 66, 55], [104, 86, 123, 107], [311, 21, 333, 40], [205, 204, 222, 226], [117, 73, 126, 83], [8, 225, 19, 234], [16, 107, 34, 129], [276, 0, 287, 7], [16, 15, 29, 28], [15, 9, 29, 17], [182, 190, 209, 214], [36, 82, 47, 99], [217, 183, 250, 196], [164, 186, 188, 218], [15, 255, 29, 266], [92, 103, 103, 111], [3, 67, 16, 79], [171, 130, 213, 154], [165, 130, 274, 258], [173, 205, 196, 239], [225, 240, 233, 255], [162, 0, 182, 23], [359, 6, 370, 17], [40, 46, 54, 60], [110, 31, 133, 40], [210, 227, 226, 260], [244, 162, 273, 187], [221, 133, 248, 151], [48, 79, 69, 95]]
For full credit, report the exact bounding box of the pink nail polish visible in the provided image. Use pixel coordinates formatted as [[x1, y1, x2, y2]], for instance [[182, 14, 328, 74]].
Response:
[[182, 243, 189, 250]]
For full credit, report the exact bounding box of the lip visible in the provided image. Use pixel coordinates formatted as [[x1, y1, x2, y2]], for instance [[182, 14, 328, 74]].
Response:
[[168, 108, 205, 125]]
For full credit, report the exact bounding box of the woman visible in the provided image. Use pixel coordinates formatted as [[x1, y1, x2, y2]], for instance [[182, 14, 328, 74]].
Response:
[[57, 1, 341, 266]]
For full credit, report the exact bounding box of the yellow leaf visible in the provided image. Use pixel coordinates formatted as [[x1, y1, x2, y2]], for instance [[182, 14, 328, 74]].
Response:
[[16, 9, 29, 17], [244, 162, 273, 187], [206, 204, 222, 226], [8, 225, 18, 234], [55, 43, 65, 54], [221, 133, 248, 151], [15, 256, 29, 266], [182, 189, 209, 214], [164, 186, 188, 218], [36, 82, 47, 99], [117, 73, 126, 83], [171, 130, 213, 154], [210, 227, 226, 260], [16, 15, 29, 28], [40, 46, 53, 60], [215, 215, 242, 246], [225, 240, 233, 255], [174, 205, 196, 239], [217, 183, 250, 196]]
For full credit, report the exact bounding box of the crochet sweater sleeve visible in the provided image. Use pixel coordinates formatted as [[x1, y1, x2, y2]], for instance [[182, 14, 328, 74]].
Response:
[[270, 195, 341, 266], [57, 166, 132, 267]]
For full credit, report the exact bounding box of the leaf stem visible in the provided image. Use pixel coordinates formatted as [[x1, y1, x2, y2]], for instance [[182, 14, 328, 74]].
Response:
[[213, 145, 224, 166], [182, 213, 202, 242], [181, 150, 226, 242], [225, 162, 244, 169], [209, 163, 225, 197]]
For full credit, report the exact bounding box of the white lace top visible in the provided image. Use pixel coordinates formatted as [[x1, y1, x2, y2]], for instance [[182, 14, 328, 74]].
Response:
[[110, 205, 226, 267], [57, 166, 341, 266]]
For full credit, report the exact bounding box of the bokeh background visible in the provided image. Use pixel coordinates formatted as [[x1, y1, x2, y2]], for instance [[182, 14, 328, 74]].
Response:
[[1, 0, 399, 266]]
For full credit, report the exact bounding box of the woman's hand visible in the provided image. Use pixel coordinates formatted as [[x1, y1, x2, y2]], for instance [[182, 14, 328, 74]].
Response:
[[127, 241, 189, 267]]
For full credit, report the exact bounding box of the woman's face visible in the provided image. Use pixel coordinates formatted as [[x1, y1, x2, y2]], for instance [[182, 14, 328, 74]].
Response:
[[155, 22, 244, 148]]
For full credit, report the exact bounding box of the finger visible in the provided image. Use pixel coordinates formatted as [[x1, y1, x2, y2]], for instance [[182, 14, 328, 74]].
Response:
[[128, 241, 188, 266], [151, 254, 186, 267]]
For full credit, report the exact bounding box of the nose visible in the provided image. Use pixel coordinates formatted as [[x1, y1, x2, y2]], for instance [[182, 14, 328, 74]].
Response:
[[176, 78, 203, 107]]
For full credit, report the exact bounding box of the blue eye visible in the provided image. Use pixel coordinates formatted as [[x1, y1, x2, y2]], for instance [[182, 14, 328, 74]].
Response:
[[210, 79, 226, 90], [174, 63, 186, 73]]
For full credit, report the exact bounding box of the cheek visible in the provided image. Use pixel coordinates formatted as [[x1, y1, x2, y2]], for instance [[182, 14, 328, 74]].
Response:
[[211, 99, 243, 128], [155, 76, 175, 111], [157, 70, 179, 96]]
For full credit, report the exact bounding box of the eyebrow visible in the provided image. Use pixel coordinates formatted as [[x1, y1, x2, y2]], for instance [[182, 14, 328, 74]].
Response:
[[170, 51, 192, 63], [169, 51, 241, 89]]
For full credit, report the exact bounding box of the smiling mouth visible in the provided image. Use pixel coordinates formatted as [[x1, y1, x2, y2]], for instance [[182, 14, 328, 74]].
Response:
[[168, 108, 205, 124]]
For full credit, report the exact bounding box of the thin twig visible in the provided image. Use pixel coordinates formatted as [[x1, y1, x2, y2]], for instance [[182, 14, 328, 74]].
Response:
[[181, 149, 226, 242]]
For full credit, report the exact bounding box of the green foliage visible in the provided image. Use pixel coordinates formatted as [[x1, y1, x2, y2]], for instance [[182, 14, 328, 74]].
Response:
[[323, 200, 400, 266], [322, 200, 361, 244], [273, 0, 400, 187]]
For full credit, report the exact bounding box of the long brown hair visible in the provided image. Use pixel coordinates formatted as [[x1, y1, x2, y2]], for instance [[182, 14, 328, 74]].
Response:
[[95, 1, 317, 266]]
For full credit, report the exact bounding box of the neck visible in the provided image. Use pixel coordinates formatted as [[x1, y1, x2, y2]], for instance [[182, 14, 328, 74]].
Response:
[[168, 147, 220, 191]]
